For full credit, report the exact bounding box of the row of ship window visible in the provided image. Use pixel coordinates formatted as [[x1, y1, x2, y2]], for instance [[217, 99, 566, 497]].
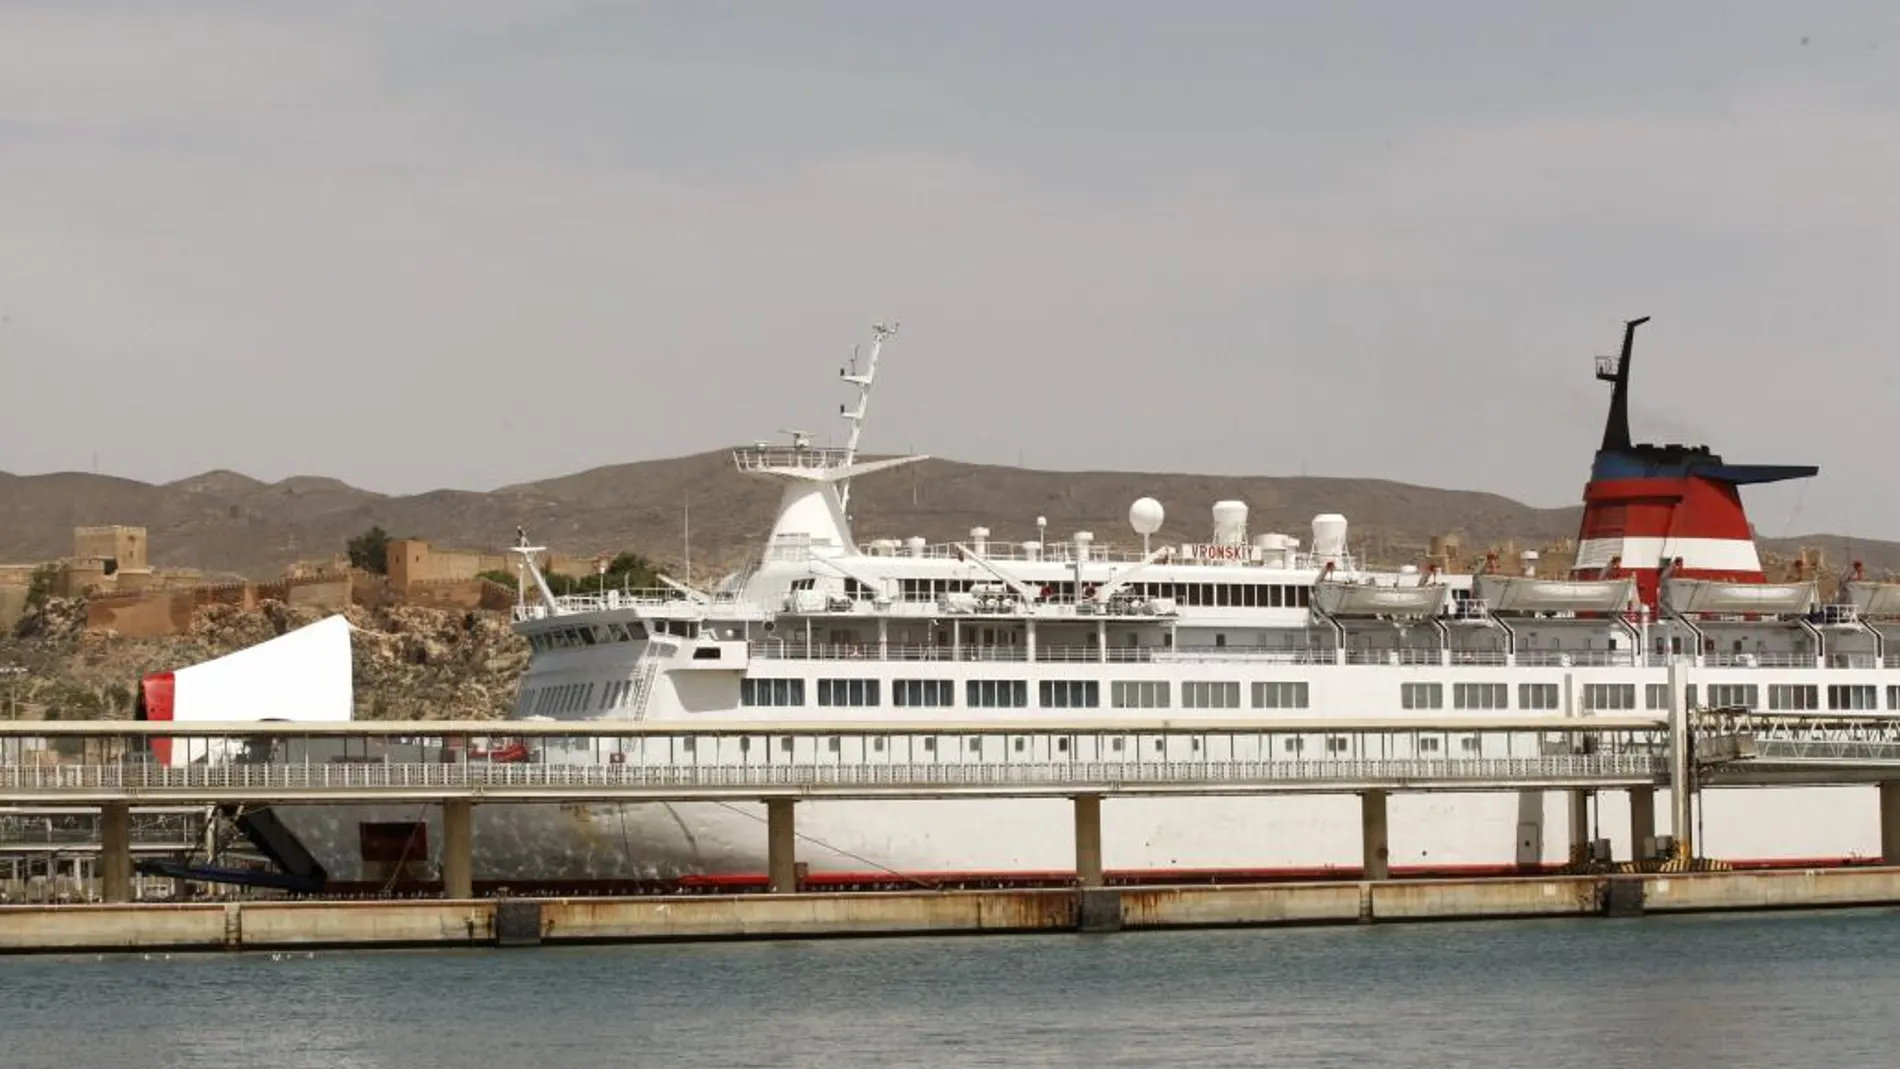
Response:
[[1402, 681, 1900, 713], [741, 678, 1315, 710], [528, 677, 1900, 718], [641, 734, 1481, 756], [525, 621, 663, 653], [887, 578, 1318, 609]]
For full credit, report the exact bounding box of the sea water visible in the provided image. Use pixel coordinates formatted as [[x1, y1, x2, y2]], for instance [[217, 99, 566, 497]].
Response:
[[3, 909, 1898, 1068]]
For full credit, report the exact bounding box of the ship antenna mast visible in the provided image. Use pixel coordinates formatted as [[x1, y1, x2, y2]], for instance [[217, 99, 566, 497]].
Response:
[[1595, 315, 1650, 452], [838, 321, 897, 515]]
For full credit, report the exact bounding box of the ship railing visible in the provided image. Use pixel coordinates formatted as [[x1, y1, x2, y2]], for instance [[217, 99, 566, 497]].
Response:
[[1449, 651, 1509, 666], [1154, 648, 1335, 665], [1033, 646, 1153, 663], [748, 643, 1036, 663], [733, 446, 855, 472], [0, 754, 1668, 793], [1343, 648, 1442, 666], [1703, 651, 1825, 669], [1515, 650, 1638, 668], [864, 542, 1155, 565], [538, 590, 755, 615]]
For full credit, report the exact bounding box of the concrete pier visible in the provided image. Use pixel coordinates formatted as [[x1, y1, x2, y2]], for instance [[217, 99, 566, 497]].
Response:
[[1074, 794, 1104, 888], [11, 868, 1900, 955], [1629, 786, 1657, 861], [1361, 789, 1389, 880], [100, 802, 132, 904], [767, 799, 798, 894], [441, 800, 473, 900]]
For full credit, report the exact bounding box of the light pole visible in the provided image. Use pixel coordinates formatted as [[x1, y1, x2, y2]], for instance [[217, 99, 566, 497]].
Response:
[[0, 666, 24, 721]]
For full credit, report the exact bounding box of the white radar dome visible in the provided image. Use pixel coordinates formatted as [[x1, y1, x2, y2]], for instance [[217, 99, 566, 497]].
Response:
[[1128, 497, 1165, 536]]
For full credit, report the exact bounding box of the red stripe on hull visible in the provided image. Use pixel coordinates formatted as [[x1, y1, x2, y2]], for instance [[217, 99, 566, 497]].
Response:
[[308, 856, 1890, 899]]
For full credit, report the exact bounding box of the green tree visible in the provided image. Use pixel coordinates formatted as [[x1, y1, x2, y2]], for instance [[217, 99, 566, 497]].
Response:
[[526, 552, 663, 597], [23, 564, 61, 610], [347, 526, 393, 574]]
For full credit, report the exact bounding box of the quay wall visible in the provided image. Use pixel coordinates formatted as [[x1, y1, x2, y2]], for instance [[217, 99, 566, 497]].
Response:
[[9, 868, 1900, 954]]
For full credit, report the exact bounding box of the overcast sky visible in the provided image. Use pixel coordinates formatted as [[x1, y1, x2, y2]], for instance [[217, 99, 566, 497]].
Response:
[[2, 2, 1896, 539]]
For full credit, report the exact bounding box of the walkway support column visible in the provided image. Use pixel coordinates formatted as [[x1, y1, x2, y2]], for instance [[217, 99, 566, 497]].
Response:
[[100, 802, 132, 904], [1667, 659, 1693, 861], [1567, 790, 1590, 866], [1881, 782, 1900, 865], [1629, 785, 1657, 861], [1361, 789, 1390, 881], [767, 799, 798, 893], [1074, 794, 1104, 888], [441, 799, 473, 900]]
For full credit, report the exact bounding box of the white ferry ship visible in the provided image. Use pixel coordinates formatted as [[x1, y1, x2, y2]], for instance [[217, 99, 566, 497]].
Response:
[[145, 319, 1900, 892]]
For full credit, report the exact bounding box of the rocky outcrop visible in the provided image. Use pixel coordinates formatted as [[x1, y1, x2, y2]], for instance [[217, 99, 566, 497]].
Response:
[[0, 596, 529, 721]]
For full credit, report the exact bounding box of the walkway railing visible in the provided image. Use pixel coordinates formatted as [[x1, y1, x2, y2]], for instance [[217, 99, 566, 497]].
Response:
[[0, 755, 1668, 801]]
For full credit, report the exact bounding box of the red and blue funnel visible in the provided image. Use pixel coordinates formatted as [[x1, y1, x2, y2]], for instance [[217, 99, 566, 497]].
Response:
[[1569, 317, 1816, 608]]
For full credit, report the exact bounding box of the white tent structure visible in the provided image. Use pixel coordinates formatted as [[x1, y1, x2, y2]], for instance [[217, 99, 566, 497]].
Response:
[[137, 614, 354, 767]]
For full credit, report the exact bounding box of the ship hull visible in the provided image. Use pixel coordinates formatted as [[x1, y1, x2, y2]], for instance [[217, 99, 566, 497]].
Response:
[[269, 785, 1886, 889]]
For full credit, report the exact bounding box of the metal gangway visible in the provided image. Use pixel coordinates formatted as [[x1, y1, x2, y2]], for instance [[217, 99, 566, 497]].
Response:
[[1692, 710, 1900, 784], [0, 717, 1674, 804]]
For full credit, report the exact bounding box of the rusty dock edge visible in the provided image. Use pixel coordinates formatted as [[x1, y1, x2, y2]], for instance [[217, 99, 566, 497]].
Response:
[[8, 868, 1900, 954]]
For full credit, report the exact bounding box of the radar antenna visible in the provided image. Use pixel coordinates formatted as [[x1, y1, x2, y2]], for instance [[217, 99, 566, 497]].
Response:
[[838, 321, 897, 514]]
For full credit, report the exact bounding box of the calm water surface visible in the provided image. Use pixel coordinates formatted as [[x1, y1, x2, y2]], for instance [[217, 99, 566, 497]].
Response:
[[5, 910, 1899, 1068]]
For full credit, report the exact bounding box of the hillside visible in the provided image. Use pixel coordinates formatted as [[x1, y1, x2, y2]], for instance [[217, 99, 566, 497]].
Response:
[[3, 452, 1896, 578]]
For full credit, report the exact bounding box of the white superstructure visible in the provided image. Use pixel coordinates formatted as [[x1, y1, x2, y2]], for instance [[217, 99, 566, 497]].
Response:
[[266, 321, 1900, 889]]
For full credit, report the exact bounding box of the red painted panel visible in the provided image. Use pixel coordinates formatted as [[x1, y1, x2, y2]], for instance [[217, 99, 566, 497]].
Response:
[[138, 672, 175, 767]]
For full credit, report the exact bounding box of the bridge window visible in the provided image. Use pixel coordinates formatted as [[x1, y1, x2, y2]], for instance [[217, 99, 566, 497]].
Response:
[[1039, 680, 1100, 709], [1418, 736, 1442, 754], [1112, 681, 1170, 709], [1182, 681, 1240, 709], [1325, 735, 1351, 754], [1644, 683, 1667, 711], [1768, 684, 1818, 711], [1890, 685, 1900, 711], [1583, 683, 1636, 711], [1253, 681, 1310, 709], [968, 680, 1029, 708], [1401, 683, 1443, 710], [1828, 684, 1878, 711], [1453, 683, 1507, 710], [741, 678, 805, 707], [1519, 683, 1559, 711], [1705, 684, 1758, 710], [818, 678, 880, 707], [1283, 737, 1305, 754], [894, 680, 954, 708]]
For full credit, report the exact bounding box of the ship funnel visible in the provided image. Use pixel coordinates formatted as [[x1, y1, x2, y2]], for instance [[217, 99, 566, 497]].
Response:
[[1571, 317, 1818, 608]]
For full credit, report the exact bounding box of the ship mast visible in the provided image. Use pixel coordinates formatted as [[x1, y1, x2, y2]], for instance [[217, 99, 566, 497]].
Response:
[[837, 321, 896, 516], [1594, 315, 1649, 452]]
